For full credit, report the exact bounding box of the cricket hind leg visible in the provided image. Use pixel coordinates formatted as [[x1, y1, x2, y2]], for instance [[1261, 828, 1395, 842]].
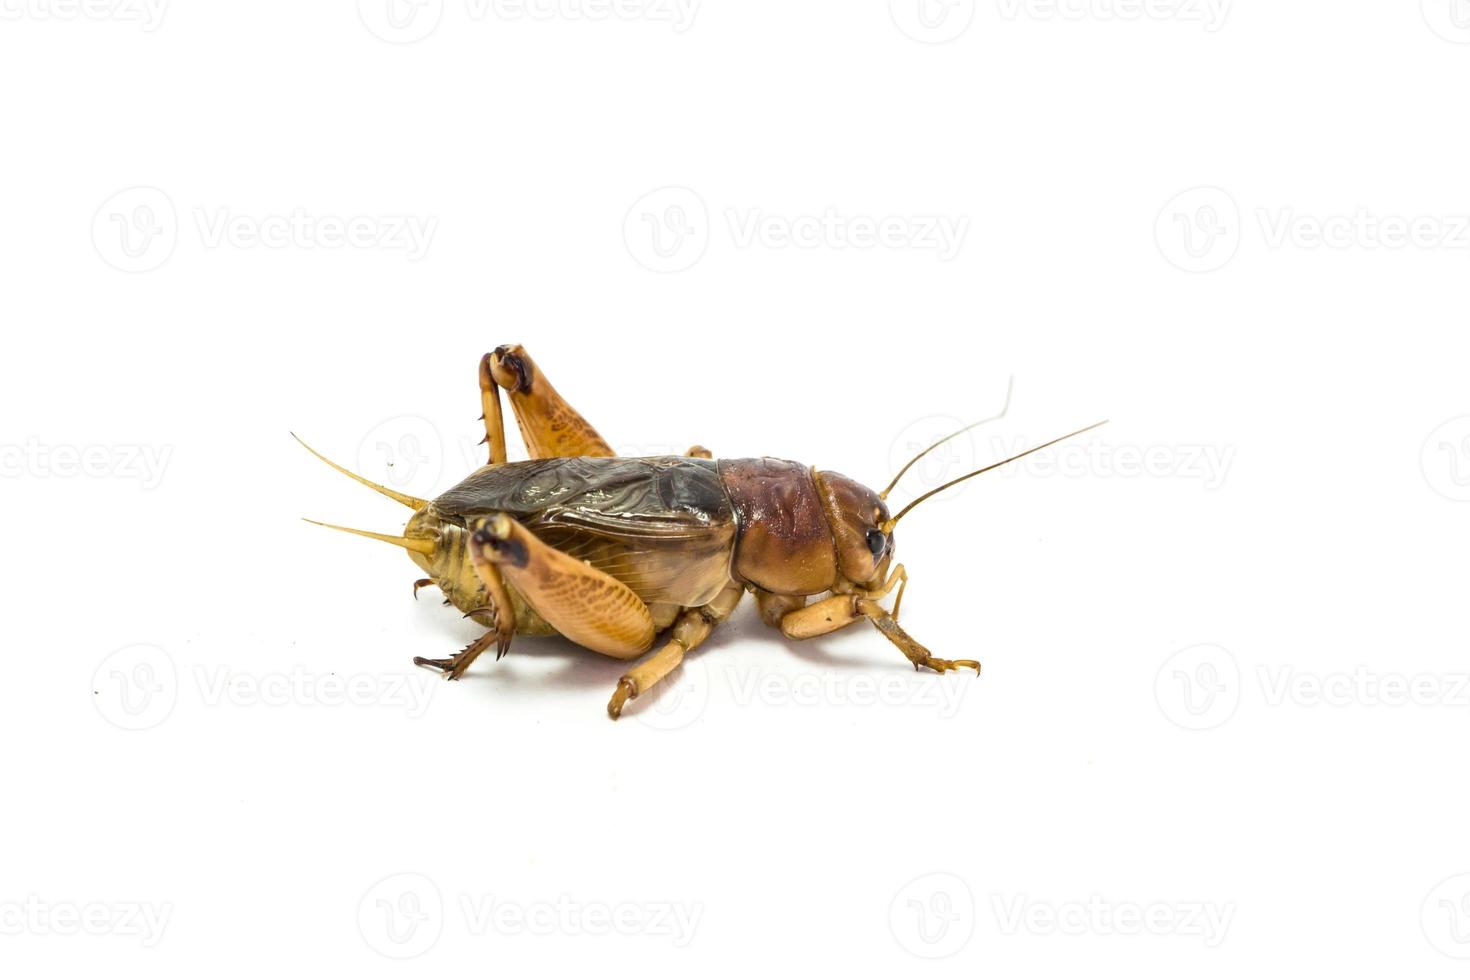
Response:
[[777, 593, 979, 676], [468, 513, 656, 658], [607, 583, 744, 720], [479, 354, 511, 465], [480, 345, 615, 460], [480, 346, 710, 463]]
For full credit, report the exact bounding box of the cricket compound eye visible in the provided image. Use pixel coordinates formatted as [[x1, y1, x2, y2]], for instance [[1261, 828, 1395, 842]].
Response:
[[865, 528, 887, 557]]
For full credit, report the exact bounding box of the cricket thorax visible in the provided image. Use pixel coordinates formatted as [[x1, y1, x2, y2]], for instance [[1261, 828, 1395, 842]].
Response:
[[716, 457, 838, 595]]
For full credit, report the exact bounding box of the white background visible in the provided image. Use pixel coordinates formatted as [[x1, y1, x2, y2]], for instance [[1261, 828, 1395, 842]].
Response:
[[3, 1, 1470, 976]]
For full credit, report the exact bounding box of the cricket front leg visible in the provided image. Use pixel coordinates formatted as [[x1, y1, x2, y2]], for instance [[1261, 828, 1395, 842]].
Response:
[[413, 625, 501, 681], [414, 561, 517, 680], [607, 583, 743, 720], [482, 345, 615, 459], [778, 594, 979, 676]]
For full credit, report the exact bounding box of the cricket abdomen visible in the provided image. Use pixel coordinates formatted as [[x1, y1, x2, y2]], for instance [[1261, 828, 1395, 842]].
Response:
[[429, 456, 739, 611]]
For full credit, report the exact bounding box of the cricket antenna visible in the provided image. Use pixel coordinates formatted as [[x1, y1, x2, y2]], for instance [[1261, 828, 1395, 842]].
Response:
[[885, 420, 1108, 529], [291, 432, 428, 510], [879, 376, 1014, 500], [301, 519, 437, 557]]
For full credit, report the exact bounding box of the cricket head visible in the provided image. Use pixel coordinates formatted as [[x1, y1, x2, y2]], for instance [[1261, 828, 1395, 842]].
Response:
[[293, 434, 490, 617], [847, 417, 1113, 592], [814, 469, 895, 591]]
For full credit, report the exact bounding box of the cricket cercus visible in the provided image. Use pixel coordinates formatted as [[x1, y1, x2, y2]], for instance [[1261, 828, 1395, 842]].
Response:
[[299, 345, 1104, 719]]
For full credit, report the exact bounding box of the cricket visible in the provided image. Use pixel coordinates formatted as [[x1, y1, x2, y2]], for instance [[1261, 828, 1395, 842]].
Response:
[[298, 345, 1104, 719]]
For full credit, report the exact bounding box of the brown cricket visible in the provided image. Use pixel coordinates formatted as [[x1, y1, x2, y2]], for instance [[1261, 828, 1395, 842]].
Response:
[[299, 345, 1104, 719]]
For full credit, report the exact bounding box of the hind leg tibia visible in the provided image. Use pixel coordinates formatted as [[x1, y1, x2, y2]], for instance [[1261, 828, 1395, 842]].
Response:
[[481, 345, 614, 460], [608, 583, 743, 720]]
